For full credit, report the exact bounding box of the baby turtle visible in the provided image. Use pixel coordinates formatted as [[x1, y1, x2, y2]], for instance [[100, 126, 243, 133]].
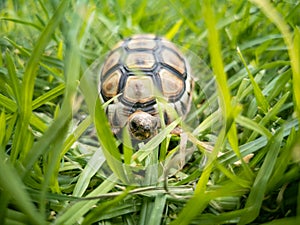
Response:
[[100, 34, 193, 141]]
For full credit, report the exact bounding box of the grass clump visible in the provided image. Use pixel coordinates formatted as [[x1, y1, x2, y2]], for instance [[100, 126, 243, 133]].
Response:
[[0, 0, 299, 224]]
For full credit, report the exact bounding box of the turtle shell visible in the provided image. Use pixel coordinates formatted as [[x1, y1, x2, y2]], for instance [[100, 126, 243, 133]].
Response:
[[100, 34, 193, 139]]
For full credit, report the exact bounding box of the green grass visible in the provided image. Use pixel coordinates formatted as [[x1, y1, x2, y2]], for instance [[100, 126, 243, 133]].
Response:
[[0, 0, 299, 224]]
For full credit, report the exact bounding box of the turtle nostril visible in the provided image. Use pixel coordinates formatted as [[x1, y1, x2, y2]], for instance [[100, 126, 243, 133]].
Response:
[[143, 125, 150, 132]]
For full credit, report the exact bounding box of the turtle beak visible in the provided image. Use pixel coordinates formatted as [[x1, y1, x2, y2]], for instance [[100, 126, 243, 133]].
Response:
[[128, 111, 159, 140]]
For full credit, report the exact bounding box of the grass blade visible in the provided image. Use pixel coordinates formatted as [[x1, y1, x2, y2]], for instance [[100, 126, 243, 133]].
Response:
[[82, 188, 132, 225], [0, 111, 5, 146], [292, 28, 300, 119], [148, 194, 167, 225], [238, 129, 284, 224], [32, 83, 65, 110], [200, 0, 243, 163], [5, 51, 21, 106], [170, 127, 226, 225], [1, 1, 299, 224], [0, 152, 45, 225], [248, 91, 290, 141], [0, 93, 17, 112], [267, 128, 297, 192], [249, 0, 300, 119], [165, 19, 183, 40], [261, 217, 299, 225], [170, 1, 238, 223], [94, 98, 126, 182], [55, 176, 117, 225], [0, 17, 43, 30], [73, 147, 105, 197], [134, 117, 181, 162], [236, 114, 273, 140], [11, 0, 70, 164], [237, 47, 269, 113]]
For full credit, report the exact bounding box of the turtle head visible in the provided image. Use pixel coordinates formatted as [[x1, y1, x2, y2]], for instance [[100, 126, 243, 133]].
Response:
[[128, 111, 159, 140]]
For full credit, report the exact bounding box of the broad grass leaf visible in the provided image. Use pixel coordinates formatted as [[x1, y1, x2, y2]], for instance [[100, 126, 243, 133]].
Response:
[[73, 147, 105, 197], [94, 98, 126, 182], [0, 94, 17, 112]]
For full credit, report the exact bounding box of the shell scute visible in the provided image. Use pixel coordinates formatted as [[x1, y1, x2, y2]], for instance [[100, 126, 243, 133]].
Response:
[[100, 34, 193, 140]]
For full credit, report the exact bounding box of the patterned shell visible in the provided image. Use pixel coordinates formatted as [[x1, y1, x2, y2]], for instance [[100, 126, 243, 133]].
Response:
[[100, 34, 193, 138]]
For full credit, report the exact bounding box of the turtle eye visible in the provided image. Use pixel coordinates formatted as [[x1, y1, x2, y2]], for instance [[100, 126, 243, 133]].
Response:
[[130, 119, 139, 130]]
